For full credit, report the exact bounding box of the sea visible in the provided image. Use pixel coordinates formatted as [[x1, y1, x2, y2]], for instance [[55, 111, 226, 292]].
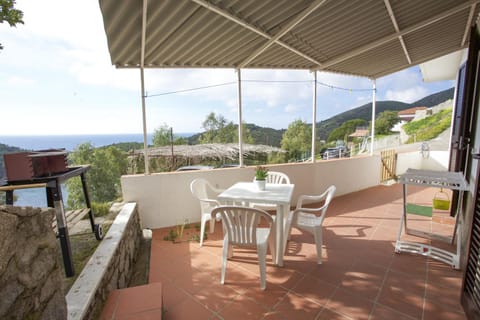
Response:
[[0, 133, 195, 207]]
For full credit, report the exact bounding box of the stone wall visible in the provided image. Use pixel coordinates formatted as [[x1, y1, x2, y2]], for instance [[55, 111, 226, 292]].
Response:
[[66, 202, 141, 320], [0, 205, 67, 320]]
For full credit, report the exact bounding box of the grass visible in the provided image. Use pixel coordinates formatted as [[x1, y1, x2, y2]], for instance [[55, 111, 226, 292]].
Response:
[[60, 204, 122, 293], [61, 222, 112, 293], [163, 222, 205, 243], [403, 108, 452, 143]]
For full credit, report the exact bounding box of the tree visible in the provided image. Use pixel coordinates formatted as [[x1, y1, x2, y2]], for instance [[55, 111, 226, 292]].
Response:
[[0, 0, 24, 50], [200, 112, 226, 143], [153, 123, 187, 146], [152, 124, 171, 146], [199, 112, 253, 144], [327, 119, 367, 142], [66, 143, 128, 208], [281, 119, 311, 160], [375, 111, 400, 135]]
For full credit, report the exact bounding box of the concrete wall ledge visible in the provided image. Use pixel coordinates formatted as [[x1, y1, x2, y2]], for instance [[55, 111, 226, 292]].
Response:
[[122, 156, 382, 229], [66, 202, 139, 320]]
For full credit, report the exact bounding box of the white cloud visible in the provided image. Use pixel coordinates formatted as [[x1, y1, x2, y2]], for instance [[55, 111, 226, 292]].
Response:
[[241, 69, 312, 108], [384, 86, 428, 103], [68, 56, 140, 92], [356, 95, 370, 104], [7, 76, 35, 86], [0, 1, 456, 135], [6, 0, 139, 94], [317, 71, 371, 94], [284, 104, 301, 113], [379, 68, 423, 89], [17, 0, 106, 50], [376, 67, 434, 103]]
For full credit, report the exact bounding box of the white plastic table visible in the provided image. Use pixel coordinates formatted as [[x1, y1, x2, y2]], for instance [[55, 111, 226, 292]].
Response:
[[218, 182, 294, 266]]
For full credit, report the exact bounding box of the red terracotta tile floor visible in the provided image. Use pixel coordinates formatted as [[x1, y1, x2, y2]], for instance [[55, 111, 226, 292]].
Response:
[[105, 183, 467, 320]]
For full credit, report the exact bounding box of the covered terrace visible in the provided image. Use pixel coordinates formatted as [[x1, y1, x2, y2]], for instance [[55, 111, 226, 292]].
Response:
[[96, 1, 480, 319], [101, 184, 465, 319], [99, 0, 480, 173]]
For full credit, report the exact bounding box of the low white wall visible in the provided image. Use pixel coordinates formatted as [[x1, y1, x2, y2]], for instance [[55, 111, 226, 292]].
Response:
[[121, 155, 382, 229], [67, 203, 140, 320], [396, 151, 449, 175]]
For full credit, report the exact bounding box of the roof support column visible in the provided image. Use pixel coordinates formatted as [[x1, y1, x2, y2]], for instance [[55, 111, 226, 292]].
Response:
[[311, 71, 317, 163], [140, 0, 149, 174], [370, 79, 376, 156], [236, 69, 244, 167], [140, 69, 149, 174]]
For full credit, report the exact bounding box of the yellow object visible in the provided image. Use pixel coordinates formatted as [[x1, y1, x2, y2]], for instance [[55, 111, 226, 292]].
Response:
[[433, 188, 450, 210]]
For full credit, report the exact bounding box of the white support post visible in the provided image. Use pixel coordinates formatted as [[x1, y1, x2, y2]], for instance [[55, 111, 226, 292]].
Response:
[[140, 69, 149, 174], [370, 79, 376, 156], [237, 69, 244, 167], [140, 0, 149, 174], [311, 71, 317, 163]]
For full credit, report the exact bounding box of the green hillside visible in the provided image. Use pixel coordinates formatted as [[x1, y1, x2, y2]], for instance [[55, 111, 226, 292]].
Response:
[[186, 87, 454, 147], [315, 87, 454, 140], [316, 100, 410, 141], [410, 87, 454, 108], [187, 124, 285, 147], [0, 87, 455, 165], [246, 124, 285, 147], [403, 108, 452, 143]]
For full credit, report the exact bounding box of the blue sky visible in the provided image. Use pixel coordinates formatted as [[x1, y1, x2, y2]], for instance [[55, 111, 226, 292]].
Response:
[[0, 0, 455, 136]]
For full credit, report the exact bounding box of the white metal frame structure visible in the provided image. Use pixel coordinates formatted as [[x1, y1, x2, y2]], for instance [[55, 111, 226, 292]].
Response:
[[98, 0, 480, 171], [395, 169, 469, 269]]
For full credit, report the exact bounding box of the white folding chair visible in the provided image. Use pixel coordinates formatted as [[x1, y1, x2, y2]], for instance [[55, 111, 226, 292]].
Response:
[[286, 185, 336, 264], [190, 178, 224, 246], [212, 206, 274, 290]]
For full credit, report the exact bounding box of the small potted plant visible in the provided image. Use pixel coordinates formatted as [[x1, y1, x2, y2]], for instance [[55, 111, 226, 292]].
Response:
[[254, 166, 268, 191]]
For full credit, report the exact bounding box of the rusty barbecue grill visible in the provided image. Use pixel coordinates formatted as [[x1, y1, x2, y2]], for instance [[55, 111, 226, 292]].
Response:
[[0, 150, 103, 277]]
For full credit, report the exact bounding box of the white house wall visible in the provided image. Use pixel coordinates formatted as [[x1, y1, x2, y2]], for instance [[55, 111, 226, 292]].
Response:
[[396, 151, 449, 175]]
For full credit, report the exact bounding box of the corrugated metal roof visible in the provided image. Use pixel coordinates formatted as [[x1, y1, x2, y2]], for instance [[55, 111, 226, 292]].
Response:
[[98, 0, 480, 78]]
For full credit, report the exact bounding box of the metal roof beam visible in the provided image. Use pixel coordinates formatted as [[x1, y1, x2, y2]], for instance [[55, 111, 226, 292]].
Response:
[[384, 0, 412, 64], [237, 0, 328, 68], [140, 0, 147, 68], [190, 0, 324, 67], [140, 0, 149, 174], [315, 0, 480, 71], [462, 3, 477, 45]]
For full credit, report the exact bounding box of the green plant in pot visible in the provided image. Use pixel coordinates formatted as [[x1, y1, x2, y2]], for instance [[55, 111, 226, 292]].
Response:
[[255, 166, 268, 190]]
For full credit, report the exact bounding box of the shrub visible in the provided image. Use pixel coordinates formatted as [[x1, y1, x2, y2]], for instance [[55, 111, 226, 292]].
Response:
[[403, 108, 452, 143], [91, 202, 111, 217]]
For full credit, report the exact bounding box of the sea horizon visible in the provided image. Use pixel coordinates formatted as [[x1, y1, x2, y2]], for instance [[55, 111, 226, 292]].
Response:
[[0, 132, 196, 207], [0, 132, 197, 151]]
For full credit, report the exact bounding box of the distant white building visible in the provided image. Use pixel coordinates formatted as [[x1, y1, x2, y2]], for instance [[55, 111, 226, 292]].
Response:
[[392, 106, 429, 132]]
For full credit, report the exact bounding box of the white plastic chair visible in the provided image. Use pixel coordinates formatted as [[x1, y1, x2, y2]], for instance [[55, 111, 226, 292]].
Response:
[[251, 171, 291, 210], [212, 206, 274, 290], [262, 171, 291, 184], [190, 178, 224, 246], [286, 185, 336, 264]]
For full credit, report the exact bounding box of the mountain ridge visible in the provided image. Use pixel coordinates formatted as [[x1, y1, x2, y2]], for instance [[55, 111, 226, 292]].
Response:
[[315, 87, 454, 140], [188, 87, 454, 145]]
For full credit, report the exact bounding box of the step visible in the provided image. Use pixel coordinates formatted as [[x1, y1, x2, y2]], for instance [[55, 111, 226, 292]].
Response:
[[100, 282, 163, 319]]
